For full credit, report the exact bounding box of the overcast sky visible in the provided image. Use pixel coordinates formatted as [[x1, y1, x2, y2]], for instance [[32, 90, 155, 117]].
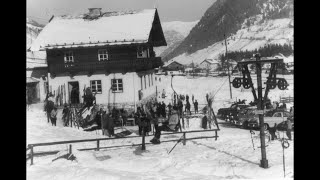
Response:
[[27, 0, 216, 24]]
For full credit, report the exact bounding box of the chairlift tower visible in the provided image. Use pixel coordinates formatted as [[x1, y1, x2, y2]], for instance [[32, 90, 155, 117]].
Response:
[[231, 54, 289, 168]]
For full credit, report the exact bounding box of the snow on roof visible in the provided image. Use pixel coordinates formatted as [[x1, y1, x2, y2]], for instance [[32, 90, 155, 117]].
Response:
[[200, 59, 219, 64], [30, 9, 163, 51]]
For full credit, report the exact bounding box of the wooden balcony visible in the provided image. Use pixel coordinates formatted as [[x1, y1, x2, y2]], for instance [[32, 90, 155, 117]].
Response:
[[49, 57, 163, 75]]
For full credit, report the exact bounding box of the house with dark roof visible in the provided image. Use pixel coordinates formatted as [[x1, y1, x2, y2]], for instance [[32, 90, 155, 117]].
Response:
[[162, 61, 184, 71], [30, 8, 166, 109]]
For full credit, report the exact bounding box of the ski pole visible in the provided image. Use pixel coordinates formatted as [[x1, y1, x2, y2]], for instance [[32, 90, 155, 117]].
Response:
[[168, 134, 184, 154]]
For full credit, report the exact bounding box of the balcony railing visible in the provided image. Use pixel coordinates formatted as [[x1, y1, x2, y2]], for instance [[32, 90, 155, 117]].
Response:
[[49, 57, 162, 74]]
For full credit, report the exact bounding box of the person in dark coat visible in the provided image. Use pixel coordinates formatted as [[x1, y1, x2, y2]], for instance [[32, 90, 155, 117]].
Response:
[[45, 94, 55, 123], [167, 103, 172, 115], [268, 123, 278, 140], [161, 101, 166, 118], [101, 111, 114, 137], [156, 103, 161, 118], [178, 98, 183, 117], [62, 104, 70, 126], [193, 100, 198, 114], [185, 101, 191, 115], [202, 115, 208, 129], [186, 94, 189, 102], [135, 107, 143, 135]]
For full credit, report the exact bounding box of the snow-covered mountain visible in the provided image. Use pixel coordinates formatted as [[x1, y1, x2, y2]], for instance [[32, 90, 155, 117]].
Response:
[[168, 17, 293, 65], [164, 0, 293, 65], [154, 20, 198, 58], [27, 18, 44, 50]]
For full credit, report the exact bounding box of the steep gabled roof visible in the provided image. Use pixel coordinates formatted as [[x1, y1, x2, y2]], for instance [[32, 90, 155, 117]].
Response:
[[163, 61, 184, 67], [30, 9, 167, 51]]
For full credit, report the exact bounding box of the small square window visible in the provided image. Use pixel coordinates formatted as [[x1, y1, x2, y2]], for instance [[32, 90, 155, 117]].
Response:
[[111, 79, 123, 93], [90, 80, 102, 94], [64, 51, 74, 63], [98, 49, 108, 61], [137, 47, 149, 58]]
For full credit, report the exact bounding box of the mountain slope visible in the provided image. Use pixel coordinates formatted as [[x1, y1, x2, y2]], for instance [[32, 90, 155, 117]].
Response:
[[27, 18, 44, 50], [163, 0, 293, 62], [154, 20, 198, 58]]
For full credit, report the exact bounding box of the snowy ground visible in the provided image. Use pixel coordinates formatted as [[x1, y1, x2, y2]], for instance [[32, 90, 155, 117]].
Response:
[[27, 75, 293, 180]]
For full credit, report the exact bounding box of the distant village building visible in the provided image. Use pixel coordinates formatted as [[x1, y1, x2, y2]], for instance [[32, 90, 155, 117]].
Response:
[[199, 59, 219, 71], [162, 61, 184, 72], [30, 8, 167, 109], [26, 51, 48, 103]]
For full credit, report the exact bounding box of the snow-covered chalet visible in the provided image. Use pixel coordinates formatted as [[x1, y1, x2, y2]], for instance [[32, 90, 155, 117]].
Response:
[[29, 8, 167, 109]]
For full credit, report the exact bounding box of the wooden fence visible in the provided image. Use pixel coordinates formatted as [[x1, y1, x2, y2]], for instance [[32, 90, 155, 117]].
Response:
[[26, 129, 219, 165]]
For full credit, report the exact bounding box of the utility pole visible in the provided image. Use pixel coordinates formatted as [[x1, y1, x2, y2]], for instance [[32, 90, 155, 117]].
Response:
[[233, 55, 288, 169], [192, 60, 195, 78], [255, 53, 268, 168], [224, 34, 232, 99]]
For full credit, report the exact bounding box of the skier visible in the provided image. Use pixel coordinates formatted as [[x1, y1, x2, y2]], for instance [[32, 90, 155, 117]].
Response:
[[50, 107, 58, 126], [150, 106, 180, 144], [194, 100, 198, 114]]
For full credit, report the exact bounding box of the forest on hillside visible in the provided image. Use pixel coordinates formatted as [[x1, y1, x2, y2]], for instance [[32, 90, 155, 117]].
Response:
[[219, 43, 293, 62]]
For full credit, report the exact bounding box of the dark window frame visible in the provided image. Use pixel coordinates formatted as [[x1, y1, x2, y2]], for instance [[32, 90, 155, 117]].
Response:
[[111, 79, 123, 93]]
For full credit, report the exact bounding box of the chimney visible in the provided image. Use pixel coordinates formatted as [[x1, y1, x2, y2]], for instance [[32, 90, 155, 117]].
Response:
[[88, 8, 102, 17]]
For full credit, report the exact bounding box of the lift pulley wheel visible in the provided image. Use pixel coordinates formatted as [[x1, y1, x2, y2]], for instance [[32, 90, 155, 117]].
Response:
[[243, 78, 251, 89], [266, 79, 277, 89], [232, 78, 242, 88], [278, 78, 289, 90]]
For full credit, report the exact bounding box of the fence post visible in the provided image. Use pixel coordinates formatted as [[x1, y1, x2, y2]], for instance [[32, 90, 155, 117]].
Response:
[[97, 140, 100, 151], [215, 130, 218, 141], [182, 132, 186, 145], [69, 144, 72, 154], [141, 128, 146, 150], [30, 145, 34, 165]]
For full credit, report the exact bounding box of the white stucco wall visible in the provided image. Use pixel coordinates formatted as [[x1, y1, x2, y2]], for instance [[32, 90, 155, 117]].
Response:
[[48, 71, 156, 109]]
